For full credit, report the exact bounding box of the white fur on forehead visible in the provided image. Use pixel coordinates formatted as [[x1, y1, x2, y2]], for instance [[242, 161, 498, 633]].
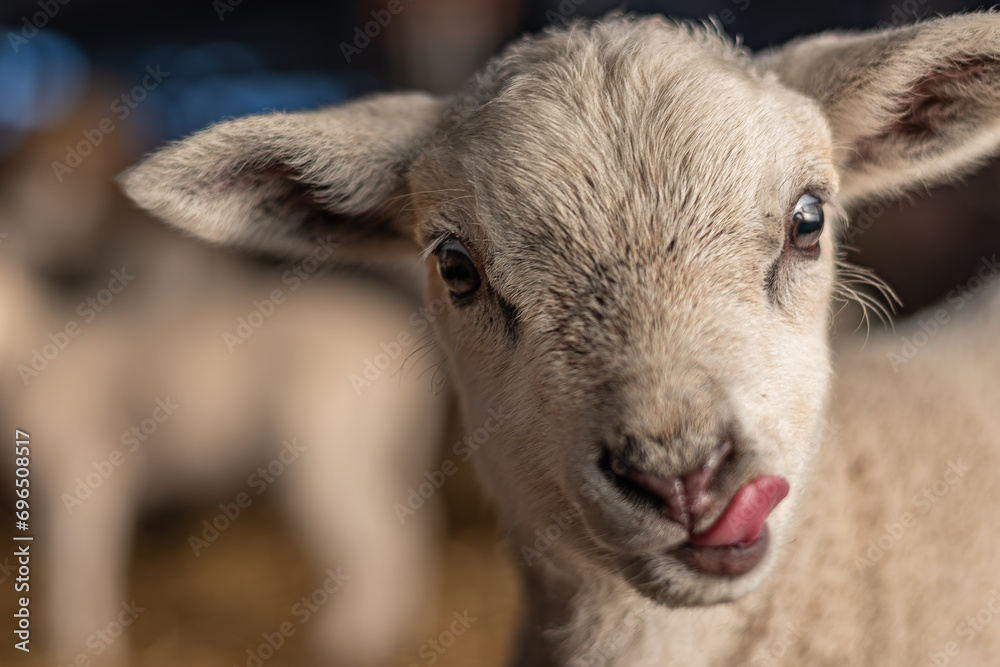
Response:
[[422, 16, 835, 263], [460, 16, 748, 105]]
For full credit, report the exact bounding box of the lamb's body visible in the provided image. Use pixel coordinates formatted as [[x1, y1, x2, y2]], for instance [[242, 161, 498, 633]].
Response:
[[0, 205, 446, 665], [779, 295, 1000, 666], [121, 13, 1000, 666]]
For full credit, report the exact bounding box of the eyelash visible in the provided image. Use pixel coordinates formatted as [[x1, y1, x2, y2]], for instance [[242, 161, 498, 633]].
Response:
[[420, 231, 452, 262]]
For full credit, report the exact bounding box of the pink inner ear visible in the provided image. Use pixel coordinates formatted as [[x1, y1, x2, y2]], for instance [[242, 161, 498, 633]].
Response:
[[892, 55, 1000, 137]]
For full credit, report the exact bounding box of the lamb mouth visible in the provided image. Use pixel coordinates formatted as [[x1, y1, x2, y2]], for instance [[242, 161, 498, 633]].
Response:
[[673, 525, 770, 577], [669, 474, 788, 577]]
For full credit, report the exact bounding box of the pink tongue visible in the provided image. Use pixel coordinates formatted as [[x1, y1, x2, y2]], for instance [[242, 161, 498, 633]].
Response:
[[688, 476, 789, 547]]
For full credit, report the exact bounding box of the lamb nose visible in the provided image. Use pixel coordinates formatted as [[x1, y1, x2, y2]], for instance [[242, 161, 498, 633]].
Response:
[[610, 442, 731, 530]]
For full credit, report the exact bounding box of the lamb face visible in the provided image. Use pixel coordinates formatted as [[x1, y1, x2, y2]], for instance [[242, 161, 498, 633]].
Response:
[[407, 20, 839, 605]]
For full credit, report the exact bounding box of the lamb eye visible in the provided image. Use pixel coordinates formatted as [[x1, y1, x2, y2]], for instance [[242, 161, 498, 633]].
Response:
[[790, 194, 825, 252], [436, 239, 481, 299]]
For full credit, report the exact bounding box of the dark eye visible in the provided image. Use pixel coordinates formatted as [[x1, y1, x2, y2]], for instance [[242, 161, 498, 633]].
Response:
[[790, 194, 825, 252], [436, 239, 481, 299]]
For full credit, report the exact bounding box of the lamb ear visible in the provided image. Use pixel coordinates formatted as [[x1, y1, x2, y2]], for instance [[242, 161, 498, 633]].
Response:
[[760, 13, 1000, 206], [119, 92, 448, 258]]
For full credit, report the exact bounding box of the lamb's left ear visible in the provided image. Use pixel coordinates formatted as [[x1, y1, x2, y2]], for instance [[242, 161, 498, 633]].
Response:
[[760, 13, 1000, 206], [119, 92, 447, 257]]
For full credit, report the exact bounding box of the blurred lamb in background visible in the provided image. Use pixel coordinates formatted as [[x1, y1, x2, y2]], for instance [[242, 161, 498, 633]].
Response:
[[0, 79, 448, 667]]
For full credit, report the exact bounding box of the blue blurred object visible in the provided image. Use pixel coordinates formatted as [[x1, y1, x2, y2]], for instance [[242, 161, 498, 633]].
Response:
[[121, 40, 356, 146], [0, 28, 88, 157], [144, 70, 352, 142], [0, 30, 361, 159]]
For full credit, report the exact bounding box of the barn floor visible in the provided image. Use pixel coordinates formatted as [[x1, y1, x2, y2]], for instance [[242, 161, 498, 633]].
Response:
[[0, 453, 519, 667]]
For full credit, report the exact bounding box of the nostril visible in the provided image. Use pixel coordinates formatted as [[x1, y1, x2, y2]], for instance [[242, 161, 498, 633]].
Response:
[[631, 469, 689, 528], [603, 451, 684, 522], [603, 441, 732, 530]]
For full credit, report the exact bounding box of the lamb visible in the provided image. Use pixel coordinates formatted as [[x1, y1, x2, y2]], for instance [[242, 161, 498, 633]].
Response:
[[121, 13, 1000, 665], [0, 131, 447, 665]]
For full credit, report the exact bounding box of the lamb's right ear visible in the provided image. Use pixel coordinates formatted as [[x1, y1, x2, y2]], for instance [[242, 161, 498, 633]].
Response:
[[119, 92, 447, 258], [760, 13, 1000, 207]]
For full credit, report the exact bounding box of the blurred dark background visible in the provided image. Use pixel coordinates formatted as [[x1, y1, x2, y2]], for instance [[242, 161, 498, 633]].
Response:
[[2, 2, 1000, 667]]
